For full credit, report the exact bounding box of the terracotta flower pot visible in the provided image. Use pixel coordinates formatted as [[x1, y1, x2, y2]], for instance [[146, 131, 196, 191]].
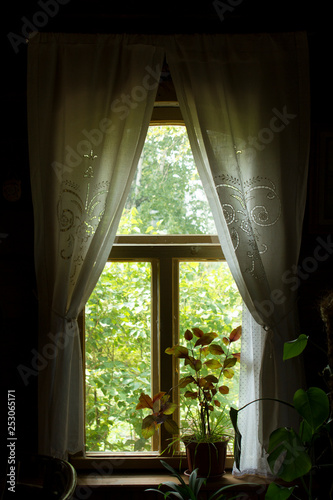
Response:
[[184, 438, 229, 479]]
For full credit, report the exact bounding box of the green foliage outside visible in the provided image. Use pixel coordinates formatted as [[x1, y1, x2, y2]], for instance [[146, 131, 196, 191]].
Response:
[[85, 126, 242, 452]]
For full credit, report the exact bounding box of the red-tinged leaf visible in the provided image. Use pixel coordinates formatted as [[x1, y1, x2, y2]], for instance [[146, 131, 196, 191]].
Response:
[[186, 356, 202, 371], [219, 385, 229, 394], [162, 402, 178, 415], [152, 392, 166, 403], [198, 377, 207, 387], [142, 415, 157, 438], [163, 418, 180, 435], [229, 325, 242, 342], [201, 346, 209, 356], [208, 405, 214, 411], [192, 327, 204, 338], [232, 353, 241, 362], [204, 359, 222, 370], [222, 337, 230, 346], [205, 374, 218, 383], [179, 375, 195, 388], [184, 329, 193, 340], [223, 368, 234, 379], [165, 345, 189, 358], [223, 357, 237, 369], [194, 332, 218, 347], [136, 393, 154, 410], [209, 344, 225, 355], [214, 400, 221, 407], [184, 391, 198, 399]]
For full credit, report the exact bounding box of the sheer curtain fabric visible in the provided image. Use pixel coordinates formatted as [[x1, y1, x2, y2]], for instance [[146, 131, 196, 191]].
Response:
[[27, 33, 164, 458], [166, 33, 310, 475]]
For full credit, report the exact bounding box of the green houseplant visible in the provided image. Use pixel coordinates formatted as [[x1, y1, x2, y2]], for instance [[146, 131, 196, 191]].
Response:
[[145, 460, 243, 500], [230, 334, 333, 500], [136, 325, 242, 478]]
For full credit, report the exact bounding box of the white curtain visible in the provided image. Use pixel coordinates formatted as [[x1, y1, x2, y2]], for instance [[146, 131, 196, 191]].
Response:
[[27, 33, 163, 459], [166, 33, 310, 475]]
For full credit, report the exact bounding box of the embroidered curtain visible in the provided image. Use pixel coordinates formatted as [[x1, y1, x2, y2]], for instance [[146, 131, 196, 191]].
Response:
[[166, 33, 310, 475], [27, 33, 164, 458]]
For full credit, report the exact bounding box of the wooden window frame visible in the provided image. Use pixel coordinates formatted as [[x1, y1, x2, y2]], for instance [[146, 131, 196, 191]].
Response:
[[75, 235, 238, 471]]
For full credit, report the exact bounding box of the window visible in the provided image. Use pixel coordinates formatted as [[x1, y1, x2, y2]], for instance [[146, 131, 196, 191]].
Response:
[[82, 125, 242, 464]]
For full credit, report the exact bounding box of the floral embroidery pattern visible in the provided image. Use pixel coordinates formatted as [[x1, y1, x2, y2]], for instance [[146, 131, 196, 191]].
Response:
[[57, 153, 109, 284], [215, 174, 281, 279]]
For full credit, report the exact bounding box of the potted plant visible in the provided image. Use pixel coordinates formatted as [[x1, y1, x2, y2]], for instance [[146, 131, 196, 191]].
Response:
[[230, 333, 333, 499], [136, 325, 242, 478]]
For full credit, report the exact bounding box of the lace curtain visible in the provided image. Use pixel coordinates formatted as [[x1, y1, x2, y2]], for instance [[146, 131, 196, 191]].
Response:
[[166, 33, 310, 475], [27, 33, 164, 458]]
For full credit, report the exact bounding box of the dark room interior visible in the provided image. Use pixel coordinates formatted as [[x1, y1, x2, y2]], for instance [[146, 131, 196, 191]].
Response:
[[1, 1, 333, 498]]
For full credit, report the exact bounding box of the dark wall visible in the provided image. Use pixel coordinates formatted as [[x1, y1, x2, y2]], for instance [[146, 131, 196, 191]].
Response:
[[1, 0, 332, 471]]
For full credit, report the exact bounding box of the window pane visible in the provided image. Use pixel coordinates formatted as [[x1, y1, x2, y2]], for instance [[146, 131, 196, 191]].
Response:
[[85, 261, 152, 452], [178, 261, 242, 448], [117, 125, 216, 235]]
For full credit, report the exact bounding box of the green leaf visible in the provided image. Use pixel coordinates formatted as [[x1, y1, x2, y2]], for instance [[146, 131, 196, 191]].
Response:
[[142, 415, 157, 438], [267, 427, 312, 481], [283, 334, 308, 360], [229, 407, 241, 471], [293, 387, 330, 432], [162, 402, 178, 415], [265, 483, 295, 500], [163, 418, 180, 435], [208, 344, 225, 355], [204, 359, 222, 370], [223, 357, 237, 369], [165, 345, 189, 358]]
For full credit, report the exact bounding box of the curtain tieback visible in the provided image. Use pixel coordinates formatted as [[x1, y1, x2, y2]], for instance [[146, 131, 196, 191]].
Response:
[[52, 309, 78, 323]]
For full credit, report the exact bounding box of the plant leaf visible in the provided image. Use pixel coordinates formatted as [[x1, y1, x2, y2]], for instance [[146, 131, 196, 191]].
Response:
[[293, 387, 330, 432], [184, 329, 193, 340], [136, 392, 154, 410], [283, 334, 308, 361], [194, 332, 218, 347], [223, 368, 234, 378], [162, 402, 178, 415], [184, 390, 198, 399], [179, 375, 195, 388], [142, 415, 157, 438], [219, 385, 229, 394], [223, 357, 237, 369], [192, 327, 204, 338], [165, 345, 189, 358], [267, 427, 312, 481], [265, 483, 295, 500], [229, 407, 241, 470], [163, 418, 180, 435], [208, 344, 225, 355], [204, 359, 222, 369], [186, 356, 202, 371], [229, 325, 242, 342], [153, 391, 166, 403]]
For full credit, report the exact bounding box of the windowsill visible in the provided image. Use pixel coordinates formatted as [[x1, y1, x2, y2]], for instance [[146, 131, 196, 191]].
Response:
[[72, 455, 272, 493], [76, 469, 271, 492]]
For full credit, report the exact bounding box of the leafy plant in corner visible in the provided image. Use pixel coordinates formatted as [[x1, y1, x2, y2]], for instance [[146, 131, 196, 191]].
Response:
[[230, 334, 333, 500]]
